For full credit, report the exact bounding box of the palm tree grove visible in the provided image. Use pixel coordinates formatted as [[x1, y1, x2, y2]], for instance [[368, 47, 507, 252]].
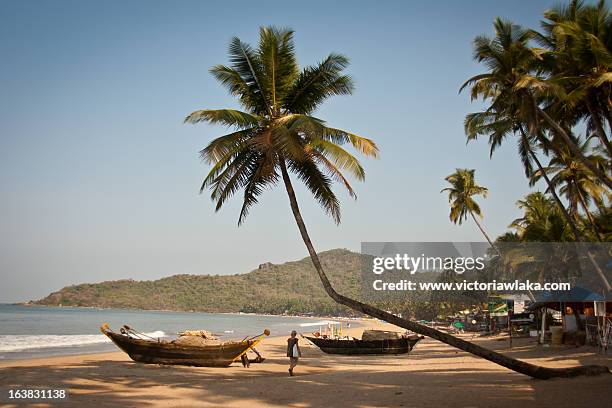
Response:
[[187, 0, 611, 381], [2, 1, 611, 407]]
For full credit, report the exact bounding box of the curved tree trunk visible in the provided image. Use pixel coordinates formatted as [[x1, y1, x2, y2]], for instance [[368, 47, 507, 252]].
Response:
[[469, 212, 500, 256], [278, 157, 610, 380], [576, 187, 604, 242]]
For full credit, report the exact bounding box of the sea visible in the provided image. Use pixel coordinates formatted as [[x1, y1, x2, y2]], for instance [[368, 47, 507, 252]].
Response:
[[0, 304, 315, 360]]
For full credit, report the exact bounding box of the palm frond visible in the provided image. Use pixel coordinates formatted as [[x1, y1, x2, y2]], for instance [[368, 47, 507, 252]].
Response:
[[258, 27, 298, 112], [287, 157, 341, 224], [238, 150, 279, 225], [228, 36, 272, 115], [199, 128, 255, 164], [309, 150, 357, 199], [209, 65, 267, 114], [284, 53, 354, 114], [322, 127, 379, 158], [309, 139, 365, 181], [211, 151, 259, 210], [185, 109, 262, 128]]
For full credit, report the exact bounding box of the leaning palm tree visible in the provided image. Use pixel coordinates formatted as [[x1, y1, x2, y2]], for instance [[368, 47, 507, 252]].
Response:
[[462, 15, 610, 290], [464, 109, 587, 241], [462, 17, 612, 190], [186, 26, 609, 379], [441, 169, 499, 251], [461, 17, 602, 242], [185, 26, 378, 301], [535, 0, 612, 157]]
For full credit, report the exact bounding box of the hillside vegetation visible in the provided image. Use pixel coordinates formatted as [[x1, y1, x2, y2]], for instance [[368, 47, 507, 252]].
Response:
[[35, 249, 363, 315]]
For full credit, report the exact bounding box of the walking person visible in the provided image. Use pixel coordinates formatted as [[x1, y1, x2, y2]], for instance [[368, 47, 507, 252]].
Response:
[[287, 330, 301, 376]]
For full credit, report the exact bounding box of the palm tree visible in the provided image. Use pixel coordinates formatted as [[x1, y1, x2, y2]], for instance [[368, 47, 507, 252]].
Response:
[[186, 26, 609, 379], [464, 109, 586, 241], [506, 191, 584, 339], [185, 26, 378, 305], [510, 192, 572, 241], [441, 169, 499, 252], [462, 17, 612, 190], [592, 205, 612, 241], [462, 16, 606, 242], [535, 0, 612, 157], [530, 138, 608, 240], [506, 193, 593, 290]]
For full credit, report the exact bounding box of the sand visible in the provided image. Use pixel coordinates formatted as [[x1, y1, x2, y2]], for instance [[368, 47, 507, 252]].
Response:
[[1, 320, 611, 408]]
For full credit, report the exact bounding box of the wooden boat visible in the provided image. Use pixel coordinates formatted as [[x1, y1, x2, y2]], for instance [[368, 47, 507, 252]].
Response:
[[100, 324, 268, 367], [305, 330, 423, 355]]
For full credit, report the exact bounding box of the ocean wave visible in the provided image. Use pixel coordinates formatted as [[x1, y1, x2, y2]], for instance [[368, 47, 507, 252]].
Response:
[[0, 331, 166, 353]]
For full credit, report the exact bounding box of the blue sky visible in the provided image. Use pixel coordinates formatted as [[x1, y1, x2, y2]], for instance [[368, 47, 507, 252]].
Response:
[[0, 0, 560, 302]]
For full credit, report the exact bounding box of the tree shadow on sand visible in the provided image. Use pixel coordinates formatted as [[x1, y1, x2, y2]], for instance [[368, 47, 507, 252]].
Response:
[[1, 341, 611, 408]]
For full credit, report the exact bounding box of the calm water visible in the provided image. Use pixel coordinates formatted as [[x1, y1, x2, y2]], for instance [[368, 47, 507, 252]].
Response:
[[0, 304, 313, 359]]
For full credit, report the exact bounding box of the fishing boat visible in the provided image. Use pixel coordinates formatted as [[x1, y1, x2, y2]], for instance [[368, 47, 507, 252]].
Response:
[[100, 324, 269, 367], [304, 330, 423, 355]]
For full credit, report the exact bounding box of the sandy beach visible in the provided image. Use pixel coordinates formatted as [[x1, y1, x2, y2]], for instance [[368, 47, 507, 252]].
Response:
[[1, 320, 611, 408]]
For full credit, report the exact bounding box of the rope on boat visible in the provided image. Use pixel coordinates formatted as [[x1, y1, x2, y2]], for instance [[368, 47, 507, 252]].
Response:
[[120, 325, 162, 342]]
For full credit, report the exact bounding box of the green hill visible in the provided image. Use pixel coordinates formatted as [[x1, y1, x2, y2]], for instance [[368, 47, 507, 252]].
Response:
[[35, 249, 363, 316]]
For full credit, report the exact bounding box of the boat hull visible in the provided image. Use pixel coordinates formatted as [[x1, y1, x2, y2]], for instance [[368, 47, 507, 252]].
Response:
[[305, 336, 421, 355], [104, 331, 257, 367]]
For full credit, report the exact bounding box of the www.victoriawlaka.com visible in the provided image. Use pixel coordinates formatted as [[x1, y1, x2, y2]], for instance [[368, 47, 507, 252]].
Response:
[[371, 279, 570, 292]]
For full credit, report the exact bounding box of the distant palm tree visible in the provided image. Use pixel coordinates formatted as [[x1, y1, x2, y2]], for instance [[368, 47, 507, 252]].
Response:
[[187, 26, 608, 379], [592, 205, 612, 241], [506, 193, 580, 323], [530, 138, 608, 240], [441, 169, 498, 251], [464, 108, 586, 241], [507, 191, 610, 290], [510, 192, 571, 241]]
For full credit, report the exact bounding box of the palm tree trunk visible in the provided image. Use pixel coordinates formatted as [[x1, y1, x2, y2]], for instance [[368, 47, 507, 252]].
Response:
[[540, 307, 547, 345], [586, 101, 612, 158], [520, 129, 582, 240], [576, 188, 603, 242], [277, 157, 610, 380], [536, 107, 612, 190], [469, 212, 501, 256]]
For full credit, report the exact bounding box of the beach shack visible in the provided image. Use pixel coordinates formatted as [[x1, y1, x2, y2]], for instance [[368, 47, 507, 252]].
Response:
[[527, 285, 612, 350]]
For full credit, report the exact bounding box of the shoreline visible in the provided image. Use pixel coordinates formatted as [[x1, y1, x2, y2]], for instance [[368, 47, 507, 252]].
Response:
[[0, 312, 371, 362], [1, 321, 611, 407], [0, 319, 373, 368], [0, 323, 368, 367], [5, 303, 361, 321]]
